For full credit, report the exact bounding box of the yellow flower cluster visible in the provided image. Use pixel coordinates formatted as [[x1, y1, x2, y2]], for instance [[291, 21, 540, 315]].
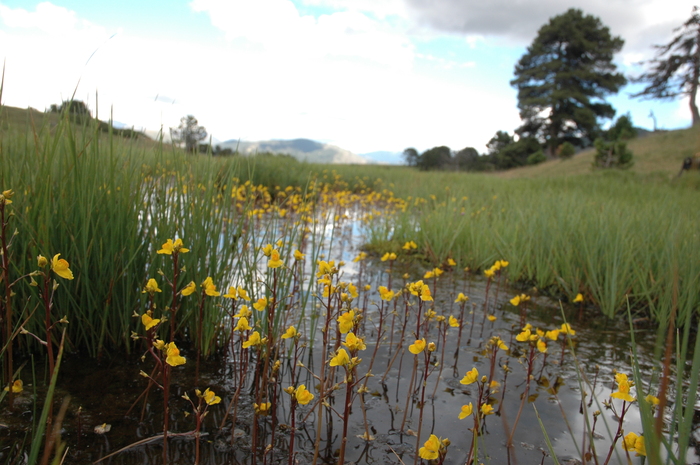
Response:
[[285, 384, 315, 405], [611, 373, 636, 402], [418, 434, 449, 460], [157, 238, 189, 255], [484, 259, 509, 278], [195, 388, 221, 405]]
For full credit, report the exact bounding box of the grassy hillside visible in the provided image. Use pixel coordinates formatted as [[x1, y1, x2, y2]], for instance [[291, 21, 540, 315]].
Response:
[[497, 127, 700, 179], [0, 104, 162, 151]]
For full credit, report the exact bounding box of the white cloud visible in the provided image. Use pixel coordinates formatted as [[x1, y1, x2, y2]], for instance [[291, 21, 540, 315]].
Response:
[[7, 0, 684, 157], [190, 0, 413, 69]]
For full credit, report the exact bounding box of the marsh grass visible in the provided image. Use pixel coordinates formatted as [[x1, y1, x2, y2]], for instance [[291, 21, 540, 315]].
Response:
[[1, 104, 699, 465]]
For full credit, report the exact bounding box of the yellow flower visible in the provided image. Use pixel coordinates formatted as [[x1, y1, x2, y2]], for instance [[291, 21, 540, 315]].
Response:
[[348, 283, 358, 299], [343, 332, 366, 351], [281, 326, 298, 339], [223, 286, 237, 299], [623, 432, 646, 456], [295, 384, 314, 405], [201, 388, 221, 405], [611, 373, 635, 402], [481, 404, 494, 416], [537, 338, 547, 353], [447, 258, 457, 266], [153, 339, 165, 350], [448, 315, 459, 327], [402, 241, 418, 250], [460, 367, 479, 385], [353, 252, 367, 262], [487, 314, 497, 322], [243, 331, 263, 348], [293, 249, 305, 261], [380, 252, 397, 262], [202, 277, 221, 296], [497, 260, 509, 268], [157, 238, 189, 255], [181, 281, 196, 296], [458, 403, 473, 419], [378, 286, 395, 301], [141, 313, 161, 330], [234, 305, 252, 318], [254, 401, 272, 415], [4, 379, 23, 393], [409, 338, 426, 354], [330, 348, 350, 367], [337, 310, 355, 334], [143, 278, 162, 294], [253, 297, 268, 312], [234, 317, 252, 332], [316, 260, 335, 277], [51, 254, 74, 280], [424, 270, 435, 279], [573, 293, 584, 303], [484, 268, 495, 278], [623, 432, 637, 452], [419, 283, 433, 302], [545, 329, 560, 340], [237, 287, 251, 301], [418, 434, 440, 460], [455, 293, 469, 303], [560, 323, 576, 335], [489, 336, 508, 351], [165, 342, 186, 367], [1, 189, 14, 204], [510, 294, 530, 306], [262, 244, 273, 256], [268, 249, 283, 268], [645, 394, 660, 406], [516, 328, 532, 342], [37, 255, 48, 268]]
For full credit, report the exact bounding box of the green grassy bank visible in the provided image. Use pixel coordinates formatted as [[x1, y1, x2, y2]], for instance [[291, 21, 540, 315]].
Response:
[[1, 106, 698, 363]]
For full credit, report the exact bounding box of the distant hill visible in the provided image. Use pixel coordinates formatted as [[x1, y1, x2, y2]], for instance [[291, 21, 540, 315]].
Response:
[[217, 138, 368, 164]]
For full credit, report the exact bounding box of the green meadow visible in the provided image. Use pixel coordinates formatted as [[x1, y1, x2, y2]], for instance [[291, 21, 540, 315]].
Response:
[[1, 105, 699, 465]]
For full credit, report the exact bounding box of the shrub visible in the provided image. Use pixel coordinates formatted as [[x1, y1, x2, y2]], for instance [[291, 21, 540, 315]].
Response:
[[593, 138, 634, 169], [558, 142, 576, 159], [527, 150, 547, 165]]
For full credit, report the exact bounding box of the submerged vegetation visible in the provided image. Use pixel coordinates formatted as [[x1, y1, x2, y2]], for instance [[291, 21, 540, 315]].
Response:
[[0, 106, 698, 464]]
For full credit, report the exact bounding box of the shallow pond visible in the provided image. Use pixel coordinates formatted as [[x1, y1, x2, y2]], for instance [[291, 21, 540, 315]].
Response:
[[1, 213, 698, 465]]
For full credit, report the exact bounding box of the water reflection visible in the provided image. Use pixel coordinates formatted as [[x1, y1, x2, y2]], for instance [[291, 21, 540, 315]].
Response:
[[5, 211, 698, 465]]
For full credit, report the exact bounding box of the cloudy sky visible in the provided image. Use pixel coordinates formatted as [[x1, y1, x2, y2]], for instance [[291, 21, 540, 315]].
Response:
[[0, 0, 695, 155]]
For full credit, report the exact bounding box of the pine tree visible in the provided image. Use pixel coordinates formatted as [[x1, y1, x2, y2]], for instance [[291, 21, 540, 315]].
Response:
[[632, 6, 700, 126], [511, 9, 626, 156]]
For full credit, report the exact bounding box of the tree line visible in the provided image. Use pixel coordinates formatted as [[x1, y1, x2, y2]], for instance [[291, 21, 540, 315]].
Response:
[[405, 6, 700, 171]]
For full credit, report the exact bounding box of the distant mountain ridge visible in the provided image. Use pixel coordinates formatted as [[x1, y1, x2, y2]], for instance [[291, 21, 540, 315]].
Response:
[[217, 138, 369, 164]]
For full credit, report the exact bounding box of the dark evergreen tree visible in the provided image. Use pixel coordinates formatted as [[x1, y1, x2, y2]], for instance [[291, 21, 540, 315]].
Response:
[[511, 9, 626, 156], [632, 6, 700, 125], [486, 131, 515, 156]]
